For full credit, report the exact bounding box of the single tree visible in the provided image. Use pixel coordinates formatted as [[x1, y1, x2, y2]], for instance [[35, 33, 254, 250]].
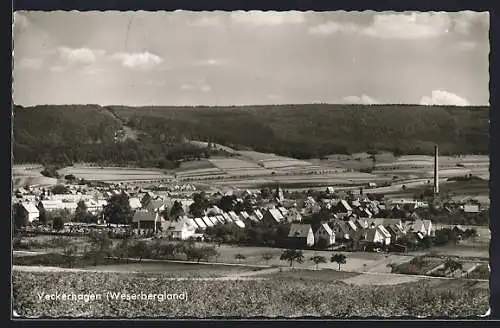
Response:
[[330, 253, 347, 270], [280, 249, 304, 268], [74, 200, 88, 222], [102, 192, 133, 224], [261, 252, 274, 265], [170, 201, 184, 221], [53, 216, 65, 231], [310, 255, 327, 270]]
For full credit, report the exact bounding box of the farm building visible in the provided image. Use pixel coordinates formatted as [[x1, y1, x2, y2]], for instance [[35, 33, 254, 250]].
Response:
[[362, 225, 391, 246], [287, 224, 315, 247], [314, 223, 335, 246], [329, 219, 356, 241], [163, 217, 197, 240], [132, 210, 164, 232], [406, 219, 433, 237], [38, 200, 78, 212], [17, 202, 39, 223]]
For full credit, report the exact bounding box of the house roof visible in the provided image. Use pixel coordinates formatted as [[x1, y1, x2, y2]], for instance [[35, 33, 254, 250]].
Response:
[[215, 215, 226, 224], [201, 216, 214, 227], [317, 223, 334, 236], [372, 218, 403, 227], [193, 217, 207, 229], [340, 200, 352, 212], [21, 202, 39, 214], [253, 209, 263, 220], [208, 216, 219, 225], [222, 213, 233, 222], [228, 211, 240, 221], [266, 208, 284, 222], [145, 200, 165, 212], [234, 219, 245, 228], [133, 210, 156, 222], [376, 225, 392, 238], [288, 224, 312, 238]]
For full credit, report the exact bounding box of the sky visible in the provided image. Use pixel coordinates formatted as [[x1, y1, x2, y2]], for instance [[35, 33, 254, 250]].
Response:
[[13, 10, 490, 107]]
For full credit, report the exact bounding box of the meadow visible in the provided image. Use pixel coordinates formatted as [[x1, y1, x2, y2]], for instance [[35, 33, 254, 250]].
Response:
[[57, 166, 172, 182]]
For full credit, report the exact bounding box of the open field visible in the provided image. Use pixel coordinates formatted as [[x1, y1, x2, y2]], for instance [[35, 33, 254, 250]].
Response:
[[13, 270, 489, 317], [57, 165, 172, 182], [12, 164, 58, 189]]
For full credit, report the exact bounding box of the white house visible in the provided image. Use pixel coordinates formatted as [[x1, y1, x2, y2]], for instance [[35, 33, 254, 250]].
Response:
[[201, 216, 214, 227], [314, 223, 335, 246], [287, 224, 315, 247], [163, 217, 197, 240], [19, 202, 40, 223]]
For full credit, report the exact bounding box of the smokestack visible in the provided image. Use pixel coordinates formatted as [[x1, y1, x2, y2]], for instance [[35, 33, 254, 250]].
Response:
[[434, 145, 439, 194]]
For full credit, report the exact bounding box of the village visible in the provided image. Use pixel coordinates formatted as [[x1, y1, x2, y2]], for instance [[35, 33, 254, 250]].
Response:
[[12, 171, 487, 256]]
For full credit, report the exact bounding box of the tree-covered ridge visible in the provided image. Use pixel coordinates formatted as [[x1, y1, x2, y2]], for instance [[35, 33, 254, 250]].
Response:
[[12, 104, 489, 165]]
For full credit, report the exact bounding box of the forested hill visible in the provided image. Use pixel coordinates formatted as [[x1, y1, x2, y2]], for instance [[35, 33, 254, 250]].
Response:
[[13, 104, 489, 165]]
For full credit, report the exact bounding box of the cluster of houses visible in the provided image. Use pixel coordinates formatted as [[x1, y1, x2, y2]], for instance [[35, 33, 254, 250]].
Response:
[[285, 217, 433, 250], [13, 183, 485, 253]]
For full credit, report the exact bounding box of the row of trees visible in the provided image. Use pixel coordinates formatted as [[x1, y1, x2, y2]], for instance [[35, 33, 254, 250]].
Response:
[[279, 249, 347, 270], [60, 233, 220, 268]]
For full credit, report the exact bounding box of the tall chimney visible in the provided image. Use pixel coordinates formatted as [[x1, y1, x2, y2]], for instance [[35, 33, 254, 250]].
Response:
[[434, 145, 439, 194]]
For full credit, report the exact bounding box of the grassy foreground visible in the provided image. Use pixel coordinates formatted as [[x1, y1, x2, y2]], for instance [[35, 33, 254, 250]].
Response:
[[13, 271, 488, 318]]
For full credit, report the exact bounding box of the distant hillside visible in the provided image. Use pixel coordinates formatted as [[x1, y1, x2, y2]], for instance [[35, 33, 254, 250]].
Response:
[[111, 104, 489, 157], [13, 104, 489, 165]]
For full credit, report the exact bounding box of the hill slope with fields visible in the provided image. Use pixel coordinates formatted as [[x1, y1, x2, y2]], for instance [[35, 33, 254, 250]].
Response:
[[13, 104, 489, 165]]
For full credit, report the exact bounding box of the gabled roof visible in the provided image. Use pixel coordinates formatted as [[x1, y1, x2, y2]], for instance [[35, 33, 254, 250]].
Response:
[[133, 210, 156, 222], [288, 224, 313, 238], [234, 219, 245, 228], [21, 202, 39, 214], [253, 209, 264, 220], [222, 212, 233, 222], [201, 216, 214, 227], [193, 217, 207, 229], [228, 211, 240, 221], [208, 216, 219, 225], [316, 223, 334, 236], [340, 200, 352, 212], [376, 225, 391, 238], [215, 215, 226, 224], [145, 199, 165, 212], [372, 218, 403, 227], [266, 208, 284, 222]]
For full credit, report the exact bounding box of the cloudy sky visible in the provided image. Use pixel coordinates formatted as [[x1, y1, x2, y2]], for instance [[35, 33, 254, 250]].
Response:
[[13, 10, 489, 106]]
